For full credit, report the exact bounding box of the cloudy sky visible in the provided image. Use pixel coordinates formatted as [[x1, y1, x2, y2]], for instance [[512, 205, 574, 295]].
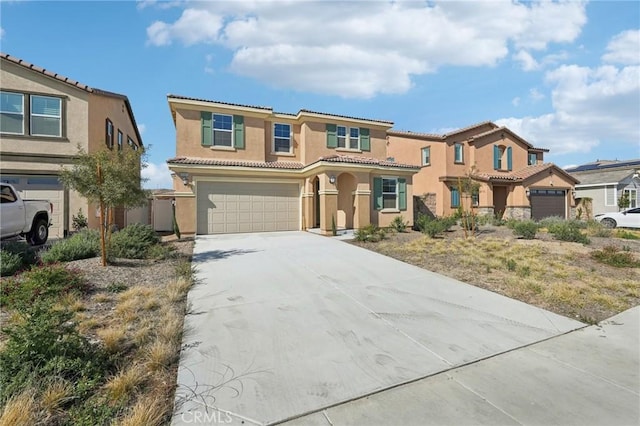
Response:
[[1, 0, 638, 188]]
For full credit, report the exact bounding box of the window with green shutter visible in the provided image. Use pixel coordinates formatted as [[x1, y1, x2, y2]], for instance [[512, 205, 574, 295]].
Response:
[[398, 178, 407, 211], [506, 146, 513, 171], [493, 145, 500, 170], [373, 177, 382, 210], [233, 115, 244, 149], [360, 128, 370, 151], [201, 112, 212, 146]]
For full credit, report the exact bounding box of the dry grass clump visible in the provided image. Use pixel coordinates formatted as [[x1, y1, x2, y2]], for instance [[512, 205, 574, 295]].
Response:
[[97, 326, 128, 354], [117, 395, 168, 426], [0, 391, 38, 426], [105, 365, 148, 403], [41, 379, 73, 415]]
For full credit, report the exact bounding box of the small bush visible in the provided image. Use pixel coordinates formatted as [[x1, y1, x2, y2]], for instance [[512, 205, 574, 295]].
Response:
[[110, 224, 160, 259], [0, 250, 23, 277], [415, 214, 452, 238], [389, 216, 408, 233], [591, 245, 640, 268], [538, 216, 567, 231], [72, 209, 88, 231], [548, 221, 590, 244], [354, 224, 386, 242], [512, 220, 539, 240], [586, 220, 613, 238], [0, 263, 86, 308], [616, 230, 640, 240], [40, 229, 100, 263], [506, 258, 517, 271]]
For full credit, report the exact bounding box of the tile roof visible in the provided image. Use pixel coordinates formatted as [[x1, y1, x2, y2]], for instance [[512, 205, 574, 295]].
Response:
[[1, 52, 144, 147], [314, 155, 420, 169], [474, 163, 568, 182], [167, 94, 273, 111], [442, 121, 497, 137], [386, 130, 444, 140], [167, 157, 304, 169], [298, 109, 393, 125]]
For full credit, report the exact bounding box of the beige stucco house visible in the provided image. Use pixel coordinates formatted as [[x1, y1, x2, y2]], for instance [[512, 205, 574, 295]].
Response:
[[167, 95, 419, 236], [0, 53, 144, 237], [388, 122, 579, 220]]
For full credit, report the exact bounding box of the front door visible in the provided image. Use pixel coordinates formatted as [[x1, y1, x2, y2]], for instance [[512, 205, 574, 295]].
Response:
[[493, 186, 507, 218], [314, 178, 320, 228]]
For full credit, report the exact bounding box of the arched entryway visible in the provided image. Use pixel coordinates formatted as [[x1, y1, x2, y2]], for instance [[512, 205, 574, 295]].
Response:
[[336, 173, 357, 229]]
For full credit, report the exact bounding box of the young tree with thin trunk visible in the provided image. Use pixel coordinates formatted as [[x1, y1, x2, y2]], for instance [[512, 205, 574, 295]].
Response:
[[60, 148, 149, 266]]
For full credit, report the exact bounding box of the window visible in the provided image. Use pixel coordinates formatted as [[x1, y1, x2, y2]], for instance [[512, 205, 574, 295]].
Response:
[[454, 143, 463, 163], [213, 114, 233, 147], [0, 185, 17, 204], [336, 125, 360, 149], [421, 147, 430, 166], [471, 192, 479, 207], [0, 91, 24, 134], [605, 185, 616, 206], [30, 95, 61, 137], [349, 127, 360, 149], [451, 186, 460, 208], [105, 119, 114, 149], [382, 178, 398, 209], [493, 145, 513, 171], [528, 153, 537, 166], [273, 123, 291, 153], [117, 130, 123, 151], [337, 125, 347, 148], [27, 176, 59, 185], [624, 189, 638, 208]]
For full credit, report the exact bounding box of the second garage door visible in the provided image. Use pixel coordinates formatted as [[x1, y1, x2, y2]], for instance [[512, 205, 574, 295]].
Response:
[[197, 181, 300, 234], [530, 189, 566, 220]]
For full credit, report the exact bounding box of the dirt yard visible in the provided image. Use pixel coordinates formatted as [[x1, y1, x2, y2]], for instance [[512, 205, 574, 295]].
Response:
[[352, 226, 640, 324]]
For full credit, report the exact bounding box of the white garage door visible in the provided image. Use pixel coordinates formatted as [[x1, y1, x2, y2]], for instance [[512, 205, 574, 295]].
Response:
[[197, 181, 300, 234], [0, 175, 65, 238]]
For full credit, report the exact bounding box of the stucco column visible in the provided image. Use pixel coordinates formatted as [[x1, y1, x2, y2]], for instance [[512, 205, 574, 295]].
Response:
[[319, 173, 338, 235], [301, 177, 314, 230], [353, 189, 371, 229]]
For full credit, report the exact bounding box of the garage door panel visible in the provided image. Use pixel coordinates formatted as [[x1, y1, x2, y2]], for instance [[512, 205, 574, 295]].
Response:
[[197, 182, 300, 234], [531, 190, 566, 221]]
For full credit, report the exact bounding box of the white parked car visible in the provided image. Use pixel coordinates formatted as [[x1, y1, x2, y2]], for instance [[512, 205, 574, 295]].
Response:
[[0, 183, 52, 245], [595, 208, 640, 229]]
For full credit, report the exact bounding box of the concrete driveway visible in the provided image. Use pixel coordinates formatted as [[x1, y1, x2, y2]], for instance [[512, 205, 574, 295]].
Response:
[[173, 231, 586, 425]]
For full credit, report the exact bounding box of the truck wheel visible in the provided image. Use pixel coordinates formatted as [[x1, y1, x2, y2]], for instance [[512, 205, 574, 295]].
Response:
[[28, 218, 49, 245]]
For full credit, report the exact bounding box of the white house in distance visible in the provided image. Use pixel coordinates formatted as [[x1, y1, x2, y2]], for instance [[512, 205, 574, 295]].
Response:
[[567, 159, 640, 216]]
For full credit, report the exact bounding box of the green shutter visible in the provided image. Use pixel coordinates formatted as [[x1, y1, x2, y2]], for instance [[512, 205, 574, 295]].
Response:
[[360, 128, 370, 151], [398, 178, 407, 211], [373, 177, 382, 210], [507, 146, 513, 171], [493, 145, 499, 170], [201, 112, 212, 146], [326, 124, 337, 148], [233, 115, 244, 149]]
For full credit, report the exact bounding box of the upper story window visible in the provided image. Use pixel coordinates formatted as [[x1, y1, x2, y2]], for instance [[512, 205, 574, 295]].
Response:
[[326, 124, 370, 152], [273, 123, 292, 153], [421, 146, 430, 166], [201, 112, 244, 149], [493, 145, 512, 171], [127, 136, 139, 151], [454, 143, 464, 163], [117, 130, 123, 151], [1, 91, 64, 138], [528, 153, 537, 165], [0, 91, 24, 134], [30, 95, 61, 137], [105, 119, 114, 149], [213, 113, 233, 147]]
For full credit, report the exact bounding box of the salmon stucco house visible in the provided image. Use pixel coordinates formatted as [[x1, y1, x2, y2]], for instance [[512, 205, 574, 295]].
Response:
[[167, 95, 419, 236], [0, 53, 144, 237], [388, 122, 579, 221]]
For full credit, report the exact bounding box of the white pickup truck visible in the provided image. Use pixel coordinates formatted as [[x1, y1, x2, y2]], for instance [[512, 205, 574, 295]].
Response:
[[1, 183, 52, 245]]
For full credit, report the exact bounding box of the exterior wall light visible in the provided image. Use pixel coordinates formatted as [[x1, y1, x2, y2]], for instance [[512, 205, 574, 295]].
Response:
[[179, 172, 190, 186], [329, 175, 336, 184], [525, 188, 530, 198]]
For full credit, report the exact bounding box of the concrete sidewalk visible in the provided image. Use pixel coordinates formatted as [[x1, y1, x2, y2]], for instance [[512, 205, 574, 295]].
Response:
[[286, 306, 639, 425], [172, 232, 591, 425]]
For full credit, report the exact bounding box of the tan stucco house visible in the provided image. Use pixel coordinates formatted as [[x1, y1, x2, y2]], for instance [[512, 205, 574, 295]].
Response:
[[388, 122, 579, 220], [167, 95, 419, 236], [0, 53, 144, 237]]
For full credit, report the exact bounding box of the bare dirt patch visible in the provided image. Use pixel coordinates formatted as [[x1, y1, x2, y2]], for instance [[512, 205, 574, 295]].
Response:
[[352, 226, 640, 323]]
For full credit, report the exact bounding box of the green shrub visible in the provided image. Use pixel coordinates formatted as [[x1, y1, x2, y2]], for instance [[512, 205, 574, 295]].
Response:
[[538, 216, 567, 231], [616, 230, 640, 240], [0, 300, 112, 405], [512, 220, 539, 239], [0, 250, 23, 277], [109, 223, 160, 259], [0, 263, 86, 308], [389, 216, 408, 233], [548, 221, 590, 244], [506, 258, 517, 271], [586, 220, 613, 238], [145, 243, 173, 260], [591, 245, 640, 268], [40, 229, 100, 263], [354, 224, 387, 242], [415, 215, 451, 238], [72, 208, 88, 231]]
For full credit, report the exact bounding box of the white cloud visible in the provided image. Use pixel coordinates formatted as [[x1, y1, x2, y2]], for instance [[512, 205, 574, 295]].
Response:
[[137, 123, 146, 135], [514, 50, 540, 71], [529, 88, 545, 101], [142, 162, 173, 189], [512, 97, 521, 107], [146, 0, 587, 98], [602, 29, 640, 65], [497, 32, 640, 157]]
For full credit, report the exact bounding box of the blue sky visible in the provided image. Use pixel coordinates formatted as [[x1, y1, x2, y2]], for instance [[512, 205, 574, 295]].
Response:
[[1, 0, 638, 189]]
